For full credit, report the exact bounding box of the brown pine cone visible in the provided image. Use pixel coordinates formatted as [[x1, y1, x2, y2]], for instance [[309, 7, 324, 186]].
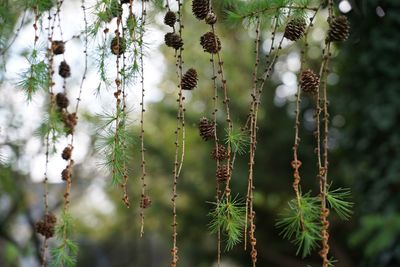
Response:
[[200, 32, 221, 54], [61, 112, 78, 134], [300, 69, 320, 94], [284, 18, 306, 41], [211, 144, 228, 161], [216, 164, 230, 183], [35, 213, 57, 238], [164, 11, 176, 27], [51, 41, 65, 55], [61, 166, 71, 181], [140, 195, 152, 209], [199, 117, 215, 141], [110, 36, 126, 55], [58, 61, 71, 78], [62, 146, 72, 160], [56, 93, 69, 109], [327, 16, 350, 42], [181, 68, 198, 90], [192, 0, 209, 20], [164, 32, 183, 50]]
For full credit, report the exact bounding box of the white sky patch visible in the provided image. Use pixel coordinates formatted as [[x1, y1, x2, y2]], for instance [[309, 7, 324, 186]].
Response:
[[339, 1, 352, 14]]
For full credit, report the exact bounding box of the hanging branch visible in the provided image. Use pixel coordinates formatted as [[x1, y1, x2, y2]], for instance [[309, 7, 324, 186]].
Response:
[[163, 0, 187, 265], [38, 6, 58, 266], [204, 0, 222, 264], [245, 17, 261, 267], [138, 0, 150, 237], [276, 5, 325, 259]]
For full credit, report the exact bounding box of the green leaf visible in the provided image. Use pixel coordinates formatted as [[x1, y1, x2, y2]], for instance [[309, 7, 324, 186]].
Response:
[[208, 196, 246, 251], [326, 186, 353, 220], [225, 128, 250, 155], [276, 192, 321, 258]]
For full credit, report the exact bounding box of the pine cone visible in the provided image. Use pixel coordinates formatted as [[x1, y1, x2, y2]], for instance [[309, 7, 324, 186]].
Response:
[[327, 16, 350, 42], [62, 146, 72, 160], [61, 166, 71, 181], [205, 11, 217, 25], [216, 164, 230, 183], [61, 112, 78, 134], [58, 61, 71, 78], [199, 117, 215, 141], [200, 32, 221, 54], [164, 11, 176, 27], [181, 68, 198, 90], [192, 0, 209, 20], [164, 32, 183, 50], [51, 41, 65, 55], [300, 69, 320, 94], [284, 18, 306, 41], [140, 195, 152, 209], [211, 144, 228, 161], [110, 36, 126, 55], [35, 213, 57, 238], [56, 93, 69, 109]]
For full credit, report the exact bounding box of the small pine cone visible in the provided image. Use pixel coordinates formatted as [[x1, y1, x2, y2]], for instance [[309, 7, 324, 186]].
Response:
[[51, 41, 65, 55], [56, 93, 69, 109], [200, 32, 221, 54], [300, 69, 320, 94], [110, 36, 126, 55], [205, 11, 217, 25], [61, 166, 71, 181], [62, 146, 72, 160], [164, 33, 183, 50], [58, 61, 71, 78], [181, 68, 198, 90], [62, 112, 78, 134], [327, 16, 350, 42], [140, 195, 152, 209], [216, 164, 230, 183], [35, 213, 57, 238], [192, 0, 209, 20], [164, 11, 176, 27], [284, 18, 306, 41], [199, 117, 215, 141], [211, 144, 228, 161]]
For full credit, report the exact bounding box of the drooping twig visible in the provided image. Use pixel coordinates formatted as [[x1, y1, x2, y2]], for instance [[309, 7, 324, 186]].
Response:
[[139, 0, 149, 237]]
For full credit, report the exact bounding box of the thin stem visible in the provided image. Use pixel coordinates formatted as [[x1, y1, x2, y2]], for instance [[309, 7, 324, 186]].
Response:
[[139, 0, 148, 238], [245, 17, 261, 266], [171, 0, 185, 266], [318, 1, 334, 263], [292, 7, 320, 228], [210, 24, 233, 203], [211, 46, 221, 267], [40, 8, 57, 267]]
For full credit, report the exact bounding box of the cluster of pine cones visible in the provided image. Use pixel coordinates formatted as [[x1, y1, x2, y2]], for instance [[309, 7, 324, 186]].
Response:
[[51, 41, 71, 78], [163, 6, 198, 90], [55, 93, 78, 135], [283, 14, 349, 95]]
